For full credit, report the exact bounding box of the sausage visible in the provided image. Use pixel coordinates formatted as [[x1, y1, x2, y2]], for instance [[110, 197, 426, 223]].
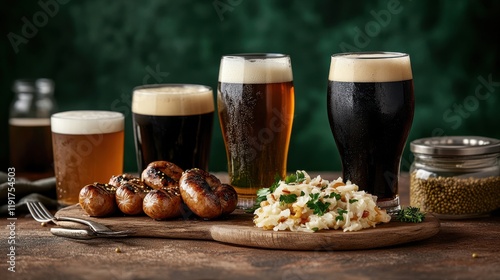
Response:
[[109, 173, 141, 188], [141, 161, 184, 190], [80, 163, 236, 220], [79, 183, 117, 217], [179, 168, 238, 219], [115, 181, 151, 215], [214, 183, 238, 216], [142, 187, 182, 220]]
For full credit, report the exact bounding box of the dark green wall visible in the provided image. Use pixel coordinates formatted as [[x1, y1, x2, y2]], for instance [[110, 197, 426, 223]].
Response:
[[2, 0, 499, 174]]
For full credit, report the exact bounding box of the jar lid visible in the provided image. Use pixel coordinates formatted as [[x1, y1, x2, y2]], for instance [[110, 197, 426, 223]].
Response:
[[12, 79, 36, 93], [35, 78, 54, 95], [410, 136, 500, 156]]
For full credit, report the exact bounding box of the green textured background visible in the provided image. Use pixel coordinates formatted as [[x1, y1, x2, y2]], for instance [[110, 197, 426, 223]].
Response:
[[1, 0, 499, 174]]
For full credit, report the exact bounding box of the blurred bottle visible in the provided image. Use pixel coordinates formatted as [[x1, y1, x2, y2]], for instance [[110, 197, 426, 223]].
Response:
[[9, 79, 58, 180]]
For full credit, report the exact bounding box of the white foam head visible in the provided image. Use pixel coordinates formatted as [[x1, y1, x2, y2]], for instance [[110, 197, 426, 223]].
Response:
[[9, 118, 51, 126], [219, 54, 293, 84], [51, 111, 124, 135], [132, 84, 214, 116], [329, 52, 413, 82]]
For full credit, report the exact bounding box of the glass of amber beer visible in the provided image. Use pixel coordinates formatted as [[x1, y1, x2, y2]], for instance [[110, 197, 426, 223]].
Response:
[[327, 52, 415, 214], [218, 54, 295, 209], [132, 84, 214, 172], [51, 111, 124, 206]]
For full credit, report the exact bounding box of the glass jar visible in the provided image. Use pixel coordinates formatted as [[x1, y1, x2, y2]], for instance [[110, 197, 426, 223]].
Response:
[[410, 136, 500, 219], [9, 79, 57, 180]]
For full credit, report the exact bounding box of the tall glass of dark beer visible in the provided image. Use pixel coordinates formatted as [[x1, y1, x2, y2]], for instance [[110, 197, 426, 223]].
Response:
[[327, 52, 414, 213], [132, 84, 214, 172], [218, 54, 295, 209]]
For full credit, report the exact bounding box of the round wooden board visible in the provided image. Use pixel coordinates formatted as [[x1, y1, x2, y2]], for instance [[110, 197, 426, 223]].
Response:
[[56, 205, 440, 251]]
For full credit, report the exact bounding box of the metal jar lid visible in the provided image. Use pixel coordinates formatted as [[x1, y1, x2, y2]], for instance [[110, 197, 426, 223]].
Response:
[[410, 136, 500, 156]]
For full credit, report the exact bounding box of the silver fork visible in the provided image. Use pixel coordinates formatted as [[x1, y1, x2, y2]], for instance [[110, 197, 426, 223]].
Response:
[[27, 201, 131, 236]]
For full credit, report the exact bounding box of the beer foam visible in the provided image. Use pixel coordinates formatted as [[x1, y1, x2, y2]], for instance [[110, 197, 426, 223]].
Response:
[[9, 118, 51, 126], [132, 85, 214, 116], [51, 111, 124, 135], [329, 52, 413, 82], [218, 55, 293, 84]]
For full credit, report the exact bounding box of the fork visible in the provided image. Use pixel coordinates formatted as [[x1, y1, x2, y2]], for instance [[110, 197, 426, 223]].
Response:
[[26, 201, 131, 236]]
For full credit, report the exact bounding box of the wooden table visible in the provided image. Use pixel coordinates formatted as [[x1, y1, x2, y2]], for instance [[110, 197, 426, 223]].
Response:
[[2, 173, 500, 279]]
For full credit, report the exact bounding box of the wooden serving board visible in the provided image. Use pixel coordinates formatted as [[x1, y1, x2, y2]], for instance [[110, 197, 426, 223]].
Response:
[[55, 204, 440, 251]]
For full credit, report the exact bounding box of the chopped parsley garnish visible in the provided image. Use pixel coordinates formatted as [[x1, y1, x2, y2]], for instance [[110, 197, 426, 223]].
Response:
[[349, 199, 358, 204], [246, 188, 271, 213], [335, 209, 348, 221], [306, 193, 331, 216], [269, 174, 282, 193], [285, 171, 306, 184], [326, 192, 341, 200], [280, 194, 298, 204], [256, 188, 270, 197], [246, 172, 304, 213], [396, 206, 426, 223]]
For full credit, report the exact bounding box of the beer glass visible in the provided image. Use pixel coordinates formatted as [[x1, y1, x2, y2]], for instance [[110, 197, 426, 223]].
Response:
[[9, 79, 56, 180], [132, 84, 214, 172], [218, 54, 295, 209], [327, 52, 415, 214], [51, 111, 124, 206]]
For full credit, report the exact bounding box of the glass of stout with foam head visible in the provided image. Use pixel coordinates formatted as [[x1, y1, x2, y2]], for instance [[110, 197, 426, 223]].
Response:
[[327, 52, 415, 214], [218, 54, 295, 209], [132, 84, 214, 172]]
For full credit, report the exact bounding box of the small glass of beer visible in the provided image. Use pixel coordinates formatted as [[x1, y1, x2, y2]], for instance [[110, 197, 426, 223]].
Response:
[[51, 111, 124, 206], [327, 52, 415, 214], [132, 84, 214, 172], [9, 79, 57, 180], [218, 54, 295, 209]]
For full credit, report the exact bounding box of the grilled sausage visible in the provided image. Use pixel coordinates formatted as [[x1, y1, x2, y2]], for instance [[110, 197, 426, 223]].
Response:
[[115, 181, 151, 215], [79, 183, 116, 217], [142, 187, 182, 220], [108, 173, 141, 188], [141, 161, 183, 190], [179, 168, 237, 219]]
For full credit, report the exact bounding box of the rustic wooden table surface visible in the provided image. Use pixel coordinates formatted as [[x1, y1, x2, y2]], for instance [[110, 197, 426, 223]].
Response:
[[2, 172, 500, 279]]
